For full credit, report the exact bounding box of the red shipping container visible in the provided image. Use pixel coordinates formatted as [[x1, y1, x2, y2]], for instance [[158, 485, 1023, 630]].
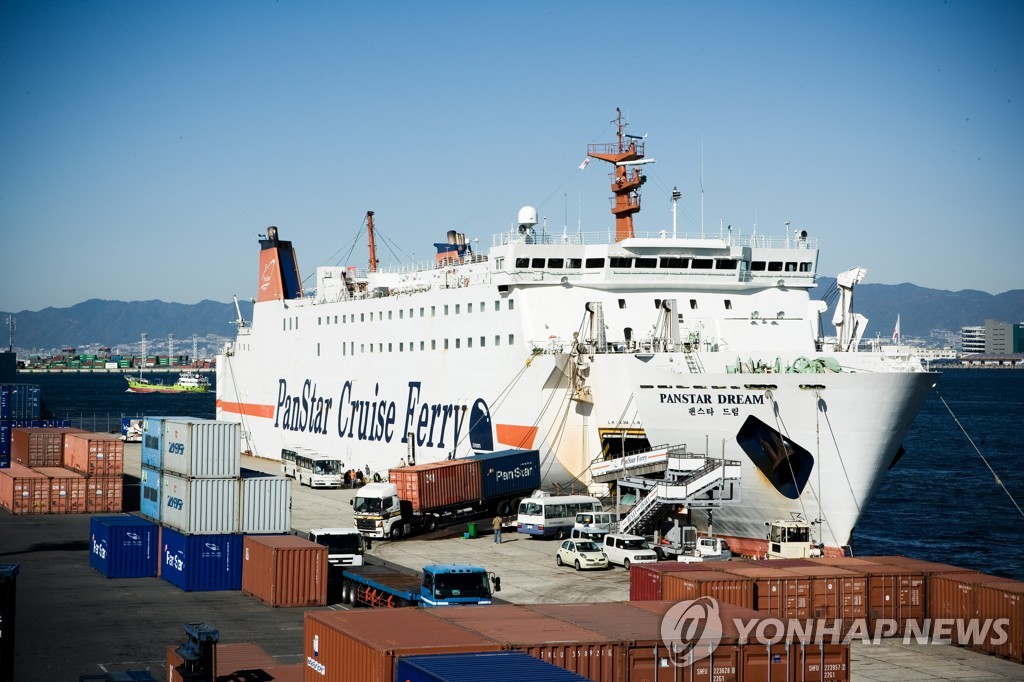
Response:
[[927, 572, 1009, 645], [11, 427, 86, 468], [167, 642, 297, 682], [425, 604, 624, 682], [663, 571, 755, 610], [971, 580, 1024, 663], [388, 459, 481, 512], [85, 474, 123, 513], [722, 566, 812, 620], [0, 462, 50, 514], [629, 561, 721, 601], [784, 566, 867, 625], [242, 535, 328, 607], [63, 432, 125, 477], [531, 601, 741, 682], [856, 564, 924, 635], [304, 608, 502, 682], [33, 466, 87, 514]]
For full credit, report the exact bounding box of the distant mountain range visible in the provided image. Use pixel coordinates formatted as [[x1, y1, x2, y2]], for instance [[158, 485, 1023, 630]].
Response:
[[2, 283, 1022, 353]]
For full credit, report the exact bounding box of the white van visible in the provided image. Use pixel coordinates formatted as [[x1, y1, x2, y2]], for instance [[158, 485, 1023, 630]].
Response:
[[574, 511, 615, 533], [569, 526, 609, 543], [602, 533, 659, 569]]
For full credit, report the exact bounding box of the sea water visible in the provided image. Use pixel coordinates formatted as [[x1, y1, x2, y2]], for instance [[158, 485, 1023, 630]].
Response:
[[18, 367, 1024, 579]]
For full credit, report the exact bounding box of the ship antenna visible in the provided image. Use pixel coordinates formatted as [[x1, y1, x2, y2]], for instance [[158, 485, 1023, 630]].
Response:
[[366, 211, 379, 274]]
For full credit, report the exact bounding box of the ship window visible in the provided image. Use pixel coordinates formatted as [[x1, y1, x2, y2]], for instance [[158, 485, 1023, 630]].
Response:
[[378, 343, 382, 352], [455, 304, 460, 314], [388, 343, 393, 352], [785, 262, 797, 272], [420, 341, 425, 351], [399, 342, 404, 351], [495, 335, 500, 346], [516, 258, 529, 268], [751, 261, 766, 271], [361, 313, 365, 321], [419, 307, 424, 316], [768, 262, 783, 272], [399, 310, 403, 319], [494, 301, 500, 311], [610, 257, 632, 268], [800, 262, 812, 272], [716, 259, 738, 270], [635, 257, 657, 268], [509, 334, 515, 345], [690, 299, 698, 309], [567, 258, 582, 268], [480, 301, 484, 312], [691, 258, 713, 269], [508, 300, 514, 310], [531, 258, 545, 268], [480, 336, 485, 347], [432, 340, 436, 350], [360, 343, 365, 353], [282, 320, 286, 331], [619, 299, 626, 309], [409, 308, 413, 318], [318, 317, 322, 326], [468, 337, 473, 348], [456, 338, 461, 349], [444, 305, 449, 315], [548, 258, 564, 268], [468, 302, 473, 313], [389, 311, 393, 320], [444, 339, 449, 350], [351, 342, 354, 355], [660, 256, 688, 268], [585, 257, 605, 268], [725, 300, 733, 309]]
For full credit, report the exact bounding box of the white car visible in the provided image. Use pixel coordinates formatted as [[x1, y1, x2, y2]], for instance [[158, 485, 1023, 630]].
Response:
[[602, 533, 659, 569], [556, 539, 609, 571]]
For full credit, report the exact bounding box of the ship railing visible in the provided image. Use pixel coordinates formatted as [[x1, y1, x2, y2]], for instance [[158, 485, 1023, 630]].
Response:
[[490, 230, 818, 249]]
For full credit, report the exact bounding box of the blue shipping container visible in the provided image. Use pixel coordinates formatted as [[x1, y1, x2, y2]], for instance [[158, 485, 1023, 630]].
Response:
[[0, 384, 41, 420], [472, 449, 541, 500], [141, 416, 170, 469], [396, 651, 591, 682], [139, 465, 161, 522], [0, 419, 43, 459], [89, 515, 159, 578], [159, 527, 241, 592]]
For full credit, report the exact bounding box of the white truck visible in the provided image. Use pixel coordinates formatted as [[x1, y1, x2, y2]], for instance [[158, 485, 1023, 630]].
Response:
[[306, 527, 367, 580], [652, 520, 732, 563], [765, 519, 823, 559]]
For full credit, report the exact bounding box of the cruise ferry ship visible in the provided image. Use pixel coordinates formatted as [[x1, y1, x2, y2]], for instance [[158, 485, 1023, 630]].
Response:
[[217, 110, 935, 556]]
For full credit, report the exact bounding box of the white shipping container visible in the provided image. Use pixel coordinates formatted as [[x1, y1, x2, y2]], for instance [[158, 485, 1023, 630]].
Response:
[[160, 419, 240, 479], [161, 471, 238, 535], [238, 468, 291, 534]]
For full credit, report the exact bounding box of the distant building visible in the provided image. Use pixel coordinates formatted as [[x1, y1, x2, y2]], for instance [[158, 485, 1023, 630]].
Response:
[[984, 319, 1024, 355], [960, 326, 985, 355]]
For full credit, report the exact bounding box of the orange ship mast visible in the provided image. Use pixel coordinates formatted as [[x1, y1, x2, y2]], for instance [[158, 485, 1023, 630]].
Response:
[[587, 108, 648, 242], [366, 210, 379, 273]]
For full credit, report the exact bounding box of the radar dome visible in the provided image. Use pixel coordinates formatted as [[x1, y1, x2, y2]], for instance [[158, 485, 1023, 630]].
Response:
[[517, 206, 538, 229]]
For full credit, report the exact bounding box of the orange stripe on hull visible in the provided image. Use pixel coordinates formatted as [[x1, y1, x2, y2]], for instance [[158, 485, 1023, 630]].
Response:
[[216, 399, 275, 419], [495, 424, 538, 449]]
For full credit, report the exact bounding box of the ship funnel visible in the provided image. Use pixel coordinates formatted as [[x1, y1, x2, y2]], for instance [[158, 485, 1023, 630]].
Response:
[[517, 206, 538, 230], [447, 230, 458, 245]]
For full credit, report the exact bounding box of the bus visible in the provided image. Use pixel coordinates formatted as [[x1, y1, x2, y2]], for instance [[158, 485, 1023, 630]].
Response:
[[516, 494, 603, 539], [281, 447, 345, 488]]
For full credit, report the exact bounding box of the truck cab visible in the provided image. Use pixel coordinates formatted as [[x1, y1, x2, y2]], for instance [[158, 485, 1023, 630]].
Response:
[[420, 564, 500, 607], [306, 528, 366, 579], [352, 482, 407, 538], [341, 563, 500, 608], [765, 519, 822, 559]]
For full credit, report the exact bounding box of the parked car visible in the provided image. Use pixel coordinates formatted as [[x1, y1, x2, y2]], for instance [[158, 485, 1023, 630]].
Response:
[[555, 539, 609, 571], [602, 533, 659, 569]]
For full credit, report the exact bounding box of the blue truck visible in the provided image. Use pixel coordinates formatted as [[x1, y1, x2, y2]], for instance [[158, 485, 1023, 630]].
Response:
[[339, 563, 500, 608]]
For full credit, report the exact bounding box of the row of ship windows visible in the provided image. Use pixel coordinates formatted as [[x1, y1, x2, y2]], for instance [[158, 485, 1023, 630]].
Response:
[[319, 335, 517, 356], [302, 299, 516, 330], [510, 256, 812, 272]]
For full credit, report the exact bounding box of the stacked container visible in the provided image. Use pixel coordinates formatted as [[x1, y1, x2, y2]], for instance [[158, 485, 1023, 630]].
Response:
[[0, 462, 50, 514], [241, 534, 327, 607], [63, 432, 125, 512], [140, 417, 290, 592], [0, 384, 42, 467]]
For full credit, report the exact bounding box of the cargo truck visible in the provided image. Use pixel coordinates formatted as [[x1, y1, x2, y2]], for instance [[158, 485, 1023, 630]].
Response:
[[339, 563, 500, 607], [352, 449, 540, 539]]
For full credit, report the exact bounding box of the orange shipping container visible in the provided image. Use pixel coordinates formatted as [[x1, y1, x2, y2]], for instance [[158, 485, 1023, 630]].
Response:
[[425, 604, 624, 682], [33, 466, 87, 514], [0, 462, 50, 514], [11, 427, 86, 468], [304, 609, 502, 682], [63, 432, 125, 477], [531, 601, 741, 682], [629, 561, 717, 601], [722, 566, 812, 620], [85, 474, 123, 513], [242, 535, 328, 607], [663, 570, 755, 610], [784, 566, 867, 625], [971, 580, 1024, 663], [388, 459, 481, 512]]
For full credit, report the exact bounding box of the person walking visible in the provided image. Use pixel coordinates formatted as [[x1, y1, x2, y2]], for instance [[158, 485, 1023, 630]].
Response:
[[492, 514, 503, 544]]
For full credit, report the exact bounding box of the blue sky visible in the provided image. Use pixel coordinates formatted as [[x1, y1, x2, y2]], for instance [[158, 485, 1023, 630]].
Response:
[[1, 1, 1021, 313]]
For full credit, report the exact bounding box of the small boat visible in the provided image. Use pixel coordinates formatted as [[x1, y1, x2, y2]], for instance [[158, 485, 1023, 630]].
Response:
[[126, 369, 210, 394]]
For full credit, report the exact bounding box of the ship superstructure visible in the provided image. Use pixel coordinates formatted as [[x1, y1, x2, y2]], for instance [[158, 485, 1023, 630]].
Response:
[[217, 111, 934, 556]]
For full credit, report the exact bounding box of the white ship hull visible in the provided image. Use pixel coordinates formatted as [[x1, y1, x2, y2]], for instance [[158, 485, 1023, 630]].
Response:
[[217, 116, 934, 554]]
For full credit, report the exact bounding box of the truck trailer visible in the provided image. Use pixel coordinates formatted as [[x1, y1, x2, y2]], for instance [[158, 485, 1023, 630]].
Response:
[[339, 563, 500, 608]]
